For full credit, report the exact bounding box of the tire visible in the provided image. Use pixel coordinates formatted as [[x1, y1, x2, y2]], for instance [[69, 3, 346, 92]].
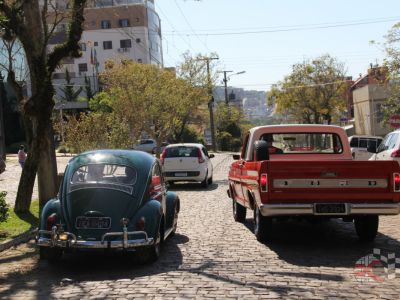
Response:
[[137, 222, 162, 263], [201, 171, 209, 188], [39, 246, 62, 263], [233, 200, 246, 223], [207, 175, 213, 185], [253, 206, 273, 242], [354, 215, 379, 242]]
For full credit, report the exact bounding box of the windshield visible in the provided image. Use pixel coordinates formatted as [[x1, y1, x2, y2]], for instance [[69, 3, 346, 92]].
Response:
[[69, 164, 137, 194], [259, 133, 343, 154]]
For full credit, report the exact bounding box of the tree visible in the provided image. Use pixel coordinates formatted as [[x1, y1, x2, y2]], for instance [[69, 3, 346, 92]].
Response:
[[0, 0, 87, 212], [84, 75, 94, 100], [58, 69, 82, 102], [270, 55, 348, 124], [381, 22, 400, 122]]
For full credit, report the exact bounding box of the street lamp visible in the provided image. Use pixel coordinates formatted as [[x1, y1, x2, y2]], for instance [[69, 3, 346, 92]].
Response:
[[219, 70, 246, 105]]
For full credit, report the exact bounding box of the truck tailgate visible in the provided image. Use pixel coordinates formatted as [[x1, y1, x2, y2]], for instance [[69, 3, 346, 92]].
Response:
[[265, 160, 400, 204]]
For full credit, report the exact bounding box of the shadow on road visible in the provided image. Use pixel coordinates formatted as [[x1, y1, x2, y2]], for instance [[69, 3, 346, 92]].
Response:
[[15, 211, 39, 230], [242, 217, 400, 268], [0, 233, 188, 298], [168, 182, 219, 192]]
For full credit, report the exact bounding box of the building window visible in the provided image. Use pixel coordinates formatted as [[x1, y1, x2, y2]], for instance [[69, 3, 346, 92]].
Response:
[[78, 63, 88, 72], [101, 20, 111, 29], [80, 43, 86, 51], [103, 41, 112, 50], [119, 19, 130, 27], [135, 38, 141, 43], [94, 41, 98, 47], [120, 39, 132, 48]]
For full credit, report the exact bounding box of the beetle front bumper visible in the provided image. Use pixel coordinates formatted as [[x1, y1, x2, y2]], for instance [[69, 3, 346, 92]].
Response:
[[36, 226, 154, 249]]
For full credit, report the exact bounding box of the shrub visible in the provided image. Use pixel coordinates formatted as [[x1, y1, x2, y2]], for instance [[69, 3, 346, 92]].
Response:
[[0, 191, 9, 223], [57, 144, 70, 154]]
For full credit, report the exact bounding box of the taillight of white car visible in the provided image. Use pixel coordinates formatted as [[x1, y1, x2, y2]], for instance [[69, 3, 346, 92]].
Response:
[[391, 149, 400, 158]]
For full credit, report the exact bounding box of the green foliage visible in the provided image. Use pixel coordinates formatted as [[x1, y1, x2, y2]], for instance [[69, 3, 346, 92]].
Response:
[[271, 54, 348, 124], [0, 191, 9, 223], [180, 126, 204, 143], [89, 92, 113, 113], [58, 69, 83, 102], [57, 144, 70, 154], [84, 75, 94, 99], [6, 142, 27, 153]]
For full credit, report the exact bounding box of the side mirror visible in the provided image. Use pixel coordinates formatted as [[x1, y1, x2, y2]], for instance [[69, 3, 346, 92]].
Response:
[[232, 154, 240, 160], [367, 144, 377, 154], [209, 154, 215, 158], [254, 140, 269, 161]]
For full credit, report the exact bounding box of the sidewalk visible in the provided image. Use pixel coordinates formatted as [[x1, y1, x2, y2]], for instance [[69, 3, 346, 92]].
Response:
[[0, 154, 73, 206]]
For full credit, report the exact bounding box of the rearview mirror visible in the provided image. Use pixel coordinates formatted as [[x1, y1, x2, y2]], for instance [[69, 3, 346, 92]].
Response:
[[367, 144, 377, 153], [232, 154, 240, 160]]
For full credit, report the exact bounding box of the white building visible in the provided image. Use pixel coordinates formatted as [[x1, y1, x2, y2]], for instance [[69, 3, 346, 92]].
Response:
[[49, 0, 163, 98]]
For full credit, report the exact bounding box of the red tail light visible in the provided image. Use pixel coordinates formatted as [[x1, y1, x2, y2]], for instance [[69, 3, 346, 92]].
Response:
[[198, 149, 205, 163], [136, 217, 146, 231], [160, 148, 167, 165], [394, 173, 400, 192], [46, 213, 57, 231], [260, 173, 268, 192], [391, 149, 400, 158], [150, 176, 161, 194]]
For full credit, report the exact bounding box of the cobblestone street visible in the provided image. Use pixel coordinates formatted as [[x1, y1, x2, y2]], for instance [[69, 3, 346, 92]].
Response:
[[1, 153, 400, 299]]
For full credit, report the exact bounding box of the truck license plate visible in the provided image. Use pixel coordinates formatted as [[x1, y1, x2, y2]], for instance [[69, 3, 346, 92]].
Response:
[[76, 217, 111, 229], [315, 203, 346, 215]]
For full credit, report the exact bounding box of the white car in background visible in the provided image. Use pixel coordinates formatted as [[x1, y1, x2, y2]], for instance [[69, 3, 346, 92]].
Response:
[[132, 139, 157, 153], [348, 135, 383, 160], [161, 143, 214, 188], [369, 129, 400, 164]]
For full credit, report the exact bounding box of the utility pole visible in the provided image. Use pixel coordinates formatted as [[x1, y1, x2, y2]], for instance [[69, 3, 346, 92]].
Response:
[[198, 56, 218, 151], [222, 70, 233, 105]]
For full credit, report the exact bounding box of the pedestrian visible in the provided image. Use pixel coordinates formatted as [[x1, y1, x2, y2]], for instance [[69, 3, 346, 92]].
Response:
[[18, 145, 27, 168]]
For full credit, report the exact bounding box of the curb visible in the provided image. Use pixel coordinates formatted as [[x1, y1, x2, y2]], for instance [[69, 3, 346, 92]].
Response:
[[0, 228, 38, 253]]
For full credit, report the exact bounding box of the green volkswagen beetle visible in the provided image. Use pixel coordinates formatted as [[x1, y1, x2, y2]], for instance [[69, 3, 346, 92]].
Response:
[[37, 149, 180, 263]]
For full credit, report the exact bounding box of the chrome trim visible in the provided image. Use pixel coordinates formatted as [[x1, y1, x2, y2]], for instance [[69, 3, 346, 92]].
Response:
[[37, 226, 154, 249], [273, 178, 388, 189], [259, 203, 400, 216]]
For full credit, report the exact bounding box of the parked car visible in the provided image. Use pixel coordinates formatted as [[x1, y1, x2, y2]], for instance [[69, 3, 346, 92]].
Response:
[[0, 157, 5, 174], [37, 149, 180, 263], [152, 142, 170, 154], [132, 139, 157, 153], [161, 143, 214, 187], [348, 135, 383, 160], [369, 129, 400, 164]]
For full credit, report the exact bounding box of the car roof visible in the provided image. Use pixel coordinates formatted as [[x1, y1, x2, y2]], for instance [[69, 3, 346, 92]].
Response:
[[165, 143, 204, 148], [349, 135, 383, 139]]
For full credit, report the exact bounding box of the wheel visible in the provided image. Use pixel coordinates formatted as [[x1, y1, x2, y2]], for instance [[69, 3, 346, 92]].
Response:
[[207, 175, 213, 185], [233, 200, 246, 223], [201, 171, 209, 188], [39, 246, 62, 263], [354, 215, 379, 242], [137, 222, 162, 263], [253, 206, 273, 242]]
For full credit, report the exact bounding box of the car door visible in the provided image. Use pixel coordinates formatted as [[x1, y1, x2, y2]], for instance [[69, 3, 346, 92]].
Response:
[[230, 134, 250, 205], [375, 133, 395, 160]]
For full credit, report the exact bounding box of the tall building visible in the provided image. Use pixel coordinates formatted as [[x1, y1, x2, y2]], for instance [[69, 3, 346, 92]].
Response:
[[49, 0, 163, 97]]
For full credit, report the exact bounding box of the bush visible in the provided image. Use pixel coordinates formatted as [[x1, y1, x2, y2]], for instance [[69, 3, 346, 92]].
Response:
[[57, 144, 70, 154], [6, 142, 28, 154], [0, 191, 9, 223], [180, 126, 204, 144]]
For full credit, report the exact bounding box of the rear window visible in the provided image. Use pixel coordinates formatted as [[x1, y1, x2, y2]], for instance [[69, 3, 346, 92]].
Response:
[[349, 137, 359, 147], [259, 132, 343, 154], [69, 164, 137, 194], [165, 146, 199, 158]]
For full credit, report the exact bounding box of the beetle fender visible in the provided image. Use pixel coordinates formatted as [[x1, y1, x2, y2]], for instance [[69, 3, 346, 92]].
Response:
[[165, 191, 180, 230], [39, 198, 61, 231], [132, 199, 162, 239]]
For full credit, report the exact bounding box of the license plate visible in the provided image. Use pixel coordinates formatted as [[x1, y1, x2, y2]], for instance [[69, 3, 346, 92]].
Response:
[[175, 172, 187, 177], [76, 217, 111, 229], [315, 203, 346, 215]]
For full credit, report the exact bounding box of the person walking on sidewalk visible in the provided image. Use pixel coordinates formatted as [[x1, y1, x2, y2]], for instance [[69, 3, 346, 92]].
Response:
[[18, 145, 27, 168]]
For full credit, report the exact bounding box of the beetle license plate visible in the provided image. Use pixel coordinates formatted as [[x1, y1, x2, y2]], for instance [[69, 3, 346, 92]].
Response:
[[315, 203, 346, 215], [175, 172, 187, 177], [76, 217, 111, 229]]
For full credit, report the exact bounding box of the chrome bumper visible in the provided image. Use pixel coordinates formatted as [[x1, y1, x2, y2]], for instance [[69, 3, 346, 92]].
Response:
[[37, 226, 154, 249], [259, 203, 400, 216]]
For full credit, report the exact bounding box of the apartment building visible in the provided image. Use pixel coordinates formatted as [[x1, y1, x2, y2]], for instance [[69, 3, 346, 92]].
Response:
[[49, 0, 163, 97]]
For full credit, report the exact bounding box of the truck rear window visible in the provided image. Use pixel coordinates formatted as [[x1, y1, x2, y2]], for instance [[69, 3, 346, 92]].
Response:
[[260, 133, 343, 154]]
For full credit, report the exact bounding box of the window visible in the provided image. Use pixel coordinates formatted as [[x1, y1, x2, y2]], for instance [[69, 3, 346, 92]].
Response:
[[119, 19, 130, 27], [78, 63, 88, 72], [136, 38, 141, 43], [349, 137, 359, 148], [165, 146, 199, 158], [101, 20, 111, 29], [94, 41, 98, 47], [120, 39, 132, 48], [80, 43, 86, 51], [103, 41, 112, 50]]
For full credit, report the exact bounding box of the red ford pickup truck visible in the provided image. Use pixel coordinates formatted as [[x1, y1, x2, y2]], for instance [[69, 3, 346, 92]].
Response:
[[228, 125, 400, 242]]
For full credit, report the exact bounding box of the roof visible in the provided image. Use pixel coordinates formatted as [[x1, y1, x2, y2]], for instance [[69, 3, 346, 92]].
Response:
[[249, 124, 344, 135], [165, 143, 205, 148]]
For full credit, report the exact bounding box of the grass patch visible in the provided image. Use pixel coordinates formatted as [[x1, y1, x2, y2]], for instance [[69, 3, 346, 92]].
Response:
[[0, 200, 39, 242]]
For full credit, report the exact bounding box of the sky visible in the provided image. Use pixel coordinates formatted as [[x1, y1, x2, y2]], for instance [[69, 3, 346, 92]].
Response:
[[156, 0, 400, 92]]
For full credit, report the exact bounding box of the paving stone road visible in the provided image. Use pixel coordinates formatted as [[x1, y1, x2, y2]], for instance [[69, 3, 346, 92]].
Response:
[[1, 152, 400, 299]]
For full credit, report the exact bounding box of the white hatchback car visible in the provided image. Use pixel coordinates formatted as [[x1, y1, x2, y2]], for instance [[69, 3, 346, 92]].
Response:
[[161, 143, 214, 187], [369, 129, 400, 164], [348, 135, 383, 160]]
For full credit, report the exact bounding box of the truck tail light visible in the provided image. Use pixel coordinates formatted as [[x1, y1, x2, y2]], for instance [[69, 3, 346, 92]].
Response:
[[46, 213, 57, 231], [260, 173, 268, 192], [198, 149, 205, 163], [394, 173, 400, 192], [391, 149, 400, 158], [160, 149, 167, 165]]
